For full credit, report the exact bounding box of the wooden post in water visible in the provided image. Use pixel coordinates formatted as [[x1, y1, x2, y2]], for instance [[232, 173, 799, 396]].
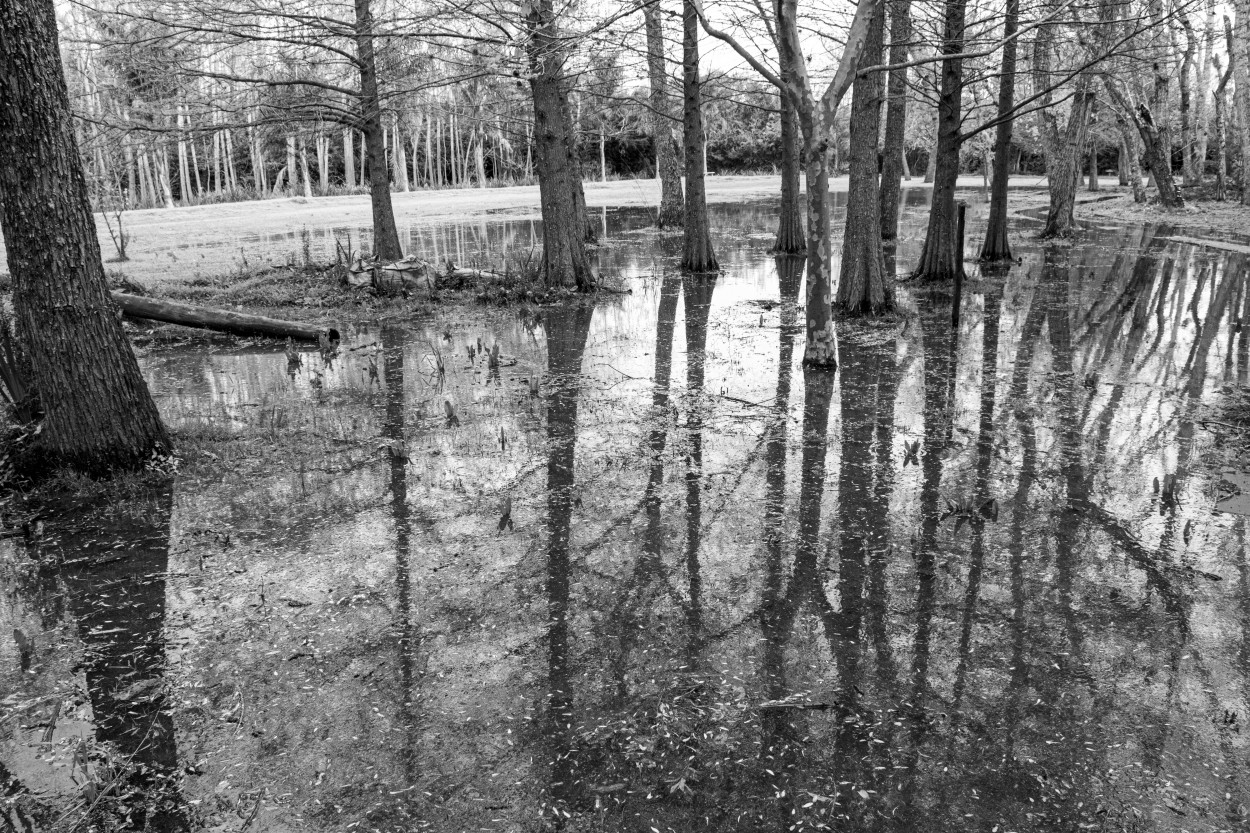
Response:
[[952, 201, 967, 328]]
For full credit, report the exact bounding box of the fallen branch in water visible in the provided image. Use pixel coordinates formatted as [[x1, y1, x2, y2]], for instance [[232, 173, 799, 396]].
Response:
[[113, 292, 339, 343]]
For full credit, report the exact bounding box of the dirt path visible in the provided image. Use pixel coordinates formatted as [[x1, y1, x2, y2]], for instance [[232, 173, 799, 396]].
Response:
[[2, 173, 1054, 290]]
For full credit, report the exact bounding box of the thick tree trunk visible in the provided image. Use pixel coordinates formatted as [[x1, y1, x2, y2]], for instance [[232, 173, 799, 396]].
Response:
[[838, 0, 892, 315], [681, 0, 718, 272], [1105, 79, 1185, 208], [526, 0, 593, 288], [912, 0, 967, 282], [774, 96, 806, 253], [879, 0, 912, 241], [1118, 138, 1130, 185], [0, 0, 170, 472], [644, 0, 685, 228], [354, 0, 403, 261], [1040, 79, 1095, 237], [1088, 144, 1100, 191], [978, 0, 1019, 262]]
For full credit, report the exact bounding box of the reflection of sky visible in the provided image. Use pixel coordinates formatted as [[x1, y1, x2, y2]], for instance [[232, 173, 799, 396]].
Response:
[[7, 194, 1250, 831]]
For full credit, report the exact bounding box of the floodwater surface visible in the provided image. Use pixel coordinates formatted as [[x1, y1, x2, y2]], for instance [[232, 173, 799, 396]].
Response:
[[4, 192, 1250, 832]]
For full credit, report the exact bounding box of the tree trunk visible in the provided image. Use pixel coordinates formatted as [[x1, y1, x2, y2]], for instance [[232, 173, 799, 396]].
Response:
[[773, 95, 806, 253], [394, 118, 410, 192], [1118, 138, 1130, 185], [838, 0, 892, 315], [923, 141, 937, 182], [600, 125, 607, 182], [644, 0, 685, 228], [1214, 44, 1233, 200], [285, 135, 297, 194], [911, 0, 967, 281], [298, 138, 313, 198], [1040, 78, 1095, 237], [354, 0, 403, 261], [474, 126, 486, 187], [1232, 0, 1250, 204], [681, 0, 718, 272], [344, 127, 356, 189], [1105, 79, 1185, 208], [1116, 121, 1147, 201], [0, 0, 170, 472], [978, 0, 1018, 262], [879, 0, 911, 241], [113, 292, 338, 341], [1088, 144, 1100, 191], [526, 0, 593, 288], [1179, 15, 1200, 186]]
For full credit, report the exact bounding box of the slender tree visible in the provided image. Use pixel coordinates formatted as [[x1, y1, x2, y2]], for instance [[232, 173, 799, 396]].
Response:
[[879, 0, 912, 242], [644, 0, 686, 228], [0, 0, 170, 472], [978, 0, 1019, 260]]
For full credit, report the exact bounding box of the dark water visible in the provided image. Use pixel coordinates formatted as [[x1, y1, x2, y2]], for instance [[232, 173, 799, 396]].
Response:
[[4, 191, 1250, 832]]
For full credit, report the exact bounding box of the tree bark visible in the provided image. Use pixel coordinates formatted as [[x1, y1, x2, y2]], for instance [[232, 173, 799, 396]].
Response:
[[1105, 79, 1185, 208], [354, 0, 403, 261], [773, 95, 806, 253], [879, 0, 911, 241], [0, 0, 170, 472], [1039, 78, 1095, 237], [1214, 39, 1234, 200], [344, 127, 356, 189], [526, 0, 593, 288], [113, 292, 339, 342], [911, 0, 968, 281], [978, 0, 1019, 262], [1088, 144, 1100, 191], [644, 0, 685, 228], [681, 0, 718, 272], [837, 0, 892, 315], [1232, 0, 1250, 204]]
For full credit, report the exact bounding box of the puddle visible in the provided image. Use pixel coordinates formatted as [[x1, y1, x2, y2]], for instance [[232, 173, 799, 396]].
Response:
[[3, 195, 1250, 831]]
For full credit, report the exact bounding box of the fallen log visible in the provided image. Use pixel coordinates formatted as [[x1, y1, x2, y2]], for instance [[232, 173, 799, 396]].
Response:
[[112, 292, 339, 343]]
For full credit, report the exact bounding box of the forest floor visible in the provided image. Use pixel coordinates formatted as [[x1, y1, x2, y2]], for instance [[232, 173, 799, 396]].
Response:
[[1081, 192, 1250, 247]]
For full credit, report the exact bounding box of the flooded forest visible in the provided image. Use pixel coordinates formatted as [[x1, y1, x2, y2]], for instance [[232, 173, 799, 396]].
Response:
[[3, 0, 1250, 829]]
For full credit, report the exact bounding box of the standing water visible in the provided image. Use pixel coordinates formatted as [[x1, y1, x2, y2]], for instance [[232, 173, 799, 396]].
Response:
[[3, 192, 1249, 832]]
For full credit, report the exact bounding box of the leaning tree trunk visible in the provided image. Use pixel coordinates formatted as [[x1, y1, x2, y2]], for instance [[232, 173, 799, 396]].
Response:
[[837, 0, 892, 315], [526, 0, 593, 288], [681, 0, 718, 272], [879, 0, 912, 241], [1105, 79, 1185, 208], [774, 95, 806, 253], [644, 0, 685, 228], [978, 0, 1018, 262], [0, 0, 170, 473], [354, 0, 403, 262], [911, 0, 968, 282]]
